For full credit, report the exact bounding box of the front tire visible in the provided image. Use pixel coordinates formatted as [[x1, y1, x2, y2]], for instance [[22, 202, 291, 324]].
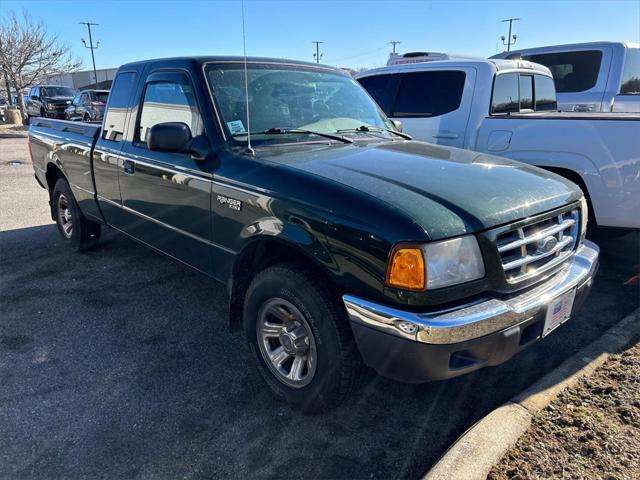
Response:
[[243, 263, 360, 412], [52, 178, 101, 251]]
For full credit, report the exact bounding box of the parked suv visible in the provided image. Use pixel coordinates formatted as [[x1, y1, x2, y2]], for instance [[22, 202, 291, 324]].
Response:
[[65, 89, 110, 122], [26, 85, 77, 119]]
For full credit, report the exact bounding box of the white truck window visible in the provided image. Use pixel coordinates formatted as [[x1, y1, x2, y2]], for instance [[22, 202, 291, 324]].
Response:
[[619, 49, 640, 95], [491, 73, 519, 114], [519, 75, 534, 110], [534, 75, 558, 111], [358, 74, 393, 114], [391, 71, 465, 117], [522, 51, 602, 93]]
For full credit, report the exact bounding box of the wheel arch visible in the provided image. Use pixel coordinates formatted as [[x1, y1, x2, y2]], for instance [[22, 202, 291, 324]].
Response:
[[227, 236, 340, 332], [540, 166, 597, 226]]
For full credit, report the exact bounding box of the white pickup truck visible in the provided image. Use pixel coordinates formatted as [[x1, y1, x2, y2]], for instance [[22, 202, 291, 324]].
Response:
[[356, 56, 640, 230], [491, 42, 640, 113]]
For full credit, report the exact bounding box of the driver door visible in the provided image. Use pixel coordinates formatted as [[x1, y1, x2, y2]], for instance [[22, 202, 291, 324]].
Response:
[[117, 70, 214, 274]]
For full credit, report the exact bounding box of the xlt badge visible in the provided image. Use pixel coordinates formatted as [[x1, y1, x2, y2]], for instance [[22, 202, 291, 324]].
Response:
[[217, 194, 242, 211]]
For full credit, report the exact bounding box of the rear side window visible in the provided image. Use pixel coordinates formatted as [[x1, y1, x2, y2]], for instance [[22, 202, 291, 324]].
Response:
[[358, 74, 393, 113], [137, 78, 202, 144], [391, 71, 466, 117], [102, 72, 137, 141], [619, 48, 640, 95], [534, 75, 557, 110], [491, 73, 519, 114], [523, 50, 602, 93]]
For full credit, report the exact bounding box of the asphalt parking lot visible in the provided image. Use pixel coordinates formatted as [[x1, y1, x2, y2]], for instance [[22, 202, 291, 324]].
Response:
[[1, 135, 638, 479]]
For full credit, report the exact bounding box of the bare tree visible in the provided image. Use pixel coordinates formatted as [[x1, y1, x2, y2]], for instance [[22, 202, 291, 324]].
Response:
[[0, 11, 82, 120]]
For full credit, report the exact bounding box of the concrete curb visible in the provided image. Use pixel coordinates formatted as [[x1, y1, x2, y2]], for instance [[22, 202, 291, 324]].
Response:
[[424, 307, 640, 480]]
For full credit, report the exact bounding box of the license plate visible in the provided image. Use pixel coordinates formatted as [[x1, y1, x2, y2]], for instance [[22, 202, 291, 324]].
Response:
[[543, 288, 576, 337]]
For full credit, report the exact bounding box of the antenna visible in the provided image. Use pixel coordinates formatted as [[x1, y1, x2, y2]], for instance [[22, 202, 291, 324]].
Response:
[[241, 0, 254, 154]]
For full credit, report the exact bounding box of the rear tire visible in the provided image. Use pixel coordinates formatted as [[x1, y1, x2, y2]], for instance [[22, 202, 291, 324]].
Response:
[[52, 178, 101, 251], [243, 263, 360, 412]]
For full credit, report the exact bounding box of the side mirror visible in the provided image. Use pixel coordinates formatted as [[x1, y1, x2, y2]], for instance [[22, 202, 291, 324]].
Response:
[[391, 119, 403, 132], [147, 122, 210, 160], [148, 122, 193, 153]]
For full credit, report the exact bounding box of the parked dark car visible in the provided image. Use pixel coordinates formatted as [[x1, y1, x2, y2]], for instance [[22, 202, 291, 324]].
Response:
[[65, 89, 110, 122], [28, 56, 599, 412], [26, 85, 77, 119]]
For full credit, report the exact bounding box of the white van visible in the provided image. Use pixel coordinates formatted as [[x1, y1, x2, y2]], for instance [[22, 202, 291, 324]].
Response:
[[491, 42, 640, 113]]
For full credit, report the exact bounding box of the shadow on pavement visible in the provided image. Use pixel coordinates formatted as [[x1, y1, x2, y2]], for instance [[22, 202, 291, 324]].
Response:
[[1, 225, 638, 479]]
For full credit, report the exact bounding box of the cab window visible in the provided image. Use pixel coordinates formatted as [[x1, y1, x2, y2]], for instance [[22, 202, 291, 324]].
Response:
[[357, 74, 393, 114], [534, 75, 558, 110], [491, 73, 519, 114], [491, 73, 557, 114], [619, 48, 640, 95], [391, 71, 466, 117], [102, 72, 138, 141], [523, 50, 602, 93], [136, 77, 202, 145]]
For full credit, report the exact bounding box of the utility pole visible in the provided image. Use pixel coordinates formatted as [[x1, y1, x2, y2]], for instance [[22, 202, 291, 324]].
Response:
[[80, 22, 100, 88], [389, 40, 401, 56], [312, 41, 323, 64], [501, 17, 520, 52]]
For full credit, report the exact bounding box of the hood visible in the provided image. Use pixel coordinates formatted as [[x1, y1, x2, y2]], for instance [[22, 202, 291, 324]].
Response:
[[259, 141, 582, 240]]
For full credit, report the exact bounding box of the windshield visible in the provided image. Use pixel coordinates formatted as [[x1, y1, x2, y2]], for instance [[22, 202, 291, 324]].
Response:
[[205, 63, 393, 143], [40, 86, 76, 98], [94, 92, 110, 103]]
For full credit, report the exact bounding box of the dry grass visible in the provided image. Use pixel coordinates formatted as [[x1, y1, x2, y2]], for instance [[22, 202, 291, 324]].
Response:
[[489, 341, 640, 480]]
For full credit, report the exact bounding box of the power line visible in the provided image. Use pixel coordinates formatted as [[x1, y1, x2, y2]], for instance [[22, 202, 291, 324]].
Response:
[[312, 41, 323, 64], [79, 22, 100, 89], [501, 17, 520, 52]]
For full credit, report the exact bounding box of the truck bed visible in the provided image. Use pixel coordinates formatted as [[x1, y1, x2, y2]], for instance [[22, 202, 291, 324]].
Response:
[[29, 117, 102, 223]]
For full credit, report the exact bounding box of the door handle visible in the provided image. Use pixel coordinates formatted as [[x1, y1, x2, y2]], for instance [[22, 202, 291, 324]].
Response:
[[123, 159, 135, 175], [433, 132, 459, 139]]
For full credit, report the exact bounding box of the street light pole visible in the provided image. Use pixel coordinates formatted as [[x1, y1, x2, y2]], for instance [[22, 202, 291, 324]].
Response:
[[312, 41, 323, 64], [501, 17, 520, 52], [80, 22, 100, 88]]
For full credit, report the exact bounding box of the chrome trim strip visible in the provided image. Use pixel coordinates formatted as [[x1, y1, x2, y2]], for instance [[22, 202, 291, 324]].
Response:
[[343, 240, 599, 345], [497, 219, 576, 252], [502, 235, 573, 270], [96, 196, 237, 254], [70, 183, 94, 196]]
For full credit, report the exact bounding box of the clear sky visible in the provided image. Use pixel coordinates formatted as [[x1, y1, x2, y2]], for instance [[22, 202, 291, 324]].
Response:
[[2, 0, 639, 71]]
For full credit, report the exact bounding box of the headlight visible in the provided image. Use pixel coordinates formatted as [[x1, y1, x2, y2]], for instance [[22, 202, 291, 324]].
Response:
[[423, 236, 485, 289], [46, 103, 56, 110], [386, 236, 485, 291], [579, 196, 588, 240]]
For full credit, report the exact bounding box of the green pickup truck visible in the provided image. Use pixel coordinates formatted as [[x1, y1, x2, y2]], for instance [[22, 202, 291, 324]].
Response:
[[28, 56, 599, 411]]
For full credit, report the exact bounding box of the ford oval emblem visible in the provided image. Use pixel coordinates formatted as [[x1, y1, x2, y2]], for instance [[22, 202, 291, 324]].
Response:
[[537, 236, 558, 254]]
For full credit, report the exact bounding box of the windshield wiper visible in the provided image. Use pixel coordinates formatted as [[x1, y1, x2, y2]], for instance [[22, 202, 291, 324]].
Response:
[[337, 125, 412, 140], [256, 127, 354, 144]]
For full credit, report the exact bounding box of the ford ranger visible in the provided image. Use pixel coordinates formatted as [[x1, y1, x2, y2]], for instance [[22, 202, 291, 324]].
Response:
[[29, 56, 599, 411]]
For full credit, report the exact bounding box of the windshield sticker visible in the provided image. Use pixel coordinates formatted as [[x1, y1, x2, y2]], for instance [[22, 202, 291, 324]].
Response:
[[227, 120, 246, 135]]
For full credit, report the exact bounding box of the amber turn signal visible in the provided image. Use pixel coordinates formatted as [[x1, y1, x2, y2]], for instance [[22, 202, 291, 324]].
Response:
[[386, 247, 426, 290]]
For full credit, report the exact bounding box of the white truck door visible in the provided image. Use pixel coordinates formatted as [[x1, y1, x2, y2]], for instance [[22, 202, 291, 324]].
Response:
[[387, 67, 476, 148]]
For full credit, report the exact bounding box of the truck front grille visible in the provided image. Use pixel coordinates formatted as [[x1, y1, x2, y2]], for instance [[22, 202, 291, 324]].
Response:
[[496, 208, 580, 283]]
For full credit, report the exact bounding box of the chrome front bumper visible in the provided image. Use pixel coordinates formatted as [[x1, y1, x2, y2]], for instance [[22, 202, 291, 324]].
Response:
[[343, 240, 599, 345]]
